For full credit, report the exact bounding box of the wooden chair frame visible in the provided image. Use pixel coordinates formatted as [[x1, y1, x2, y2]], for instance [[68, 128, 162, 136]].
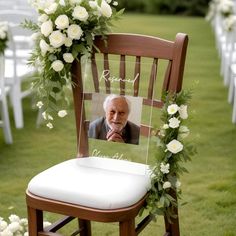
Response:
[[26, 33, 188, 236]]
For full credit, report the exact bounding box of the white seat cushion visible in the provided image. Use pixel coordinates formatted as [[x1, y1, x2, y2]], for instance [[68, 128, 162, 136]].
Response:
[[28, 157, 152, 210]]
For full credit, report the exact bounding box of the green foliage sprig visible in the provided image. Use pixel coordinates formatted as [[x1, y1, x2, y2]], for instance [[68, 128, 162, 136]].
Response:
[[146, 90, 197, 222]]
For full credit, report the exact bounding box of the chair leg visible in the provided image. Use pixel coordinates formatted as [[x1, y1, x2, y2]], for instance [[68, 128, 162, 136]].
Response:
[[1, 97, 13, 144], [232, 79, 236, 123], [79, 219, 92, 236], [119, 219, 135, 236], [27, 206, 44, 236], [11, 84, 24, 129], [228, 73, 234, 104], [164, 216, 180, 236]]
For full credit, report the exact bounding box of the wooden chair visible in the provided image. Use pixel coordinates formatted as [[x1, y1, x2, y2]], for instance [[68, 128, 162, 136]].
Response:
[[26, 33, 188, 236]]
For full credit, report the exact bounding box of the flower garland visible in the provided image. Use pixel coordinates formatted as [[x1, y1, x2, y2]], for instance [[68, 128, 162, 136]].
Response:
[[23, 0, 124, 128], [0, 22, 9, 55], [146, 90, 196, 221]]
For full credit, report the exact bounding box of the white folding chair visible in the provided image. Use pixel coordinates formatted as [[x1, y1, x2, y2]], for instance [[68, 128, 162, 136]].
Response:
[[0, 10, 36, 128], [232, 77, 236, 123], [0, 55, 13, 144], [214, 13, 227, 59], [221, 28, 236, 86]]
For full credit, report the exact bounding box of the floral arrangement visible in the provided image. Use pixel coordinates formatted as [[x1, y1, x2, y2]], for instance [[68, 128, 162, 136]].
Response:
[[206, 0, 234, 22], [0, 214, 51, 236], [223, 14, 236, 31], [146, 90, 196, 221], [217, 0, 234, 17], [0, 21, 9, 55], [24, 0, 124, 128]]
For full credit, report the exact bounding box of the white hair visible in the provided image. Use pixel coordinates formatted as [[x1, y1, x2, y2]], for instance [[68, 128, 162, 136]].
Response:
[[103, 94, 131, 113]]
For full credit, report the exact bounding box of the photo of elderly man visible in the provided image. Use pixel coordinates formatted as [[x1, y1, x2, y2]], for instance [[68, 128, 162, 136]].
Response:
[[88, 94, 140, 145]]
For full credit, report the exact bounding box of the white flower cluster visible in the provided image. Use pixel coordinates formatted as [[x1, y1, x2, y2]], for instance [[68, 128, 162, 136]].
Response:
[[0, 22, 8, 40], [223, 14, 236, 31], [157, 101, 190, 190], [0, 215, 51, 236], [25, 0, 122, 128], [159, 103, 189, 154], [0, 214, 28, 236], [217, 0, 234, 17], [206, 0, 235, 23], [30, 0, 116, 72], [36, 101, 68, 129], [0, 21, 8, 55]]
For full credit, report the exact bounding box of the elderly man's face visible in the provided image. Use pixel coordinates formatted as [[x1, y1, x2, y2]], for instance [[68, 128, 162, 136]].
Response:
[[105, 97, 129, 131]]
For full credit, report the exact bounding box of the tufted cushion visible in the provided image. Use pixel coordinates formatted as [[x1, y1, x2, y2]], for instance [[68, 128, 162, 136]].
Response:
[[28, 157, 152, 209]]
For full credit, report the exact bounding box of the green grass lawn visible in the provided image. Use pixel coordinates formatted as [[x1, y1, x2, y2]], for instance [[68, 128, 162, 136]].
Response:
[[1, 13, 236, 236]]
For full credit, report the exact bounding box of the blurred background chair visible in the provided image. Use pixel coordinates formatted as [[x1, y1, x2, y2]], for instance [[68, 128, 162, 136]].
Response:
[[232, 77, 236, 123], [0, 9, 37, 129], [0, 55, 13, 144]]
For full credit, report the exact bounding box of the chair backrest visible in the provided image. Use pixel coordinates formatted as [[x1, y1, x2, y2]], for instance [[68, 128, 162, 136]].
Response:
[[0, 10, 35, 83], [71, 33, 188, 158]]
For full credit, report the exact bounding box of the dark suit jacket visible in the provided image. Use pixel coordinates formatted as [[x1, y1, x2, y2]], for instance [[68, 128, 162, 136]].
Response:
[[88, 117, 140, 145]]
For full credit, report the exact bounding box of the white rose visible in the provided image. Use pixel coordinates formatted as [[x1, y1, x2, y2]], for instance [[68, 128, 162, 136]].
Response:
[[38, 14, 49, 23], [24, 232, 29, 236], [163, 124, 169, 129], [20, 218, 28, 226], [0, 31, 6, 39], [44, 2, 58, 14], [100, 0, 112, 17], [63, 53, 74, 63], [89, 1, 98, 9], [58, 110, 68, 117], [67, 24, 83, 39], [39, 39, 50, 56], [46, 122, 53, 129], [0, 220, 8, 231], [166, 139, 183, 154], [179, 105, 188, 119], [49, 30, 66, 48], [167, 104, 179, 115], [158, 129, 165, 137], [9, 215, 20, 223], [42, 111, 47, 120], [163, 181, 171, 189], [8, 222, 20, 233], [31, 32, 40, 41], [41, 20, 53, 37], [160, 162, 170, 174], [1, 228, 13, 236], [36, 101, 43, 109], [55, 14, 69, 29], [51, 60, 64, 72], [64, 37, 73, 47], [168, 117, 180, 128], [72, 6, 89, 21]]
